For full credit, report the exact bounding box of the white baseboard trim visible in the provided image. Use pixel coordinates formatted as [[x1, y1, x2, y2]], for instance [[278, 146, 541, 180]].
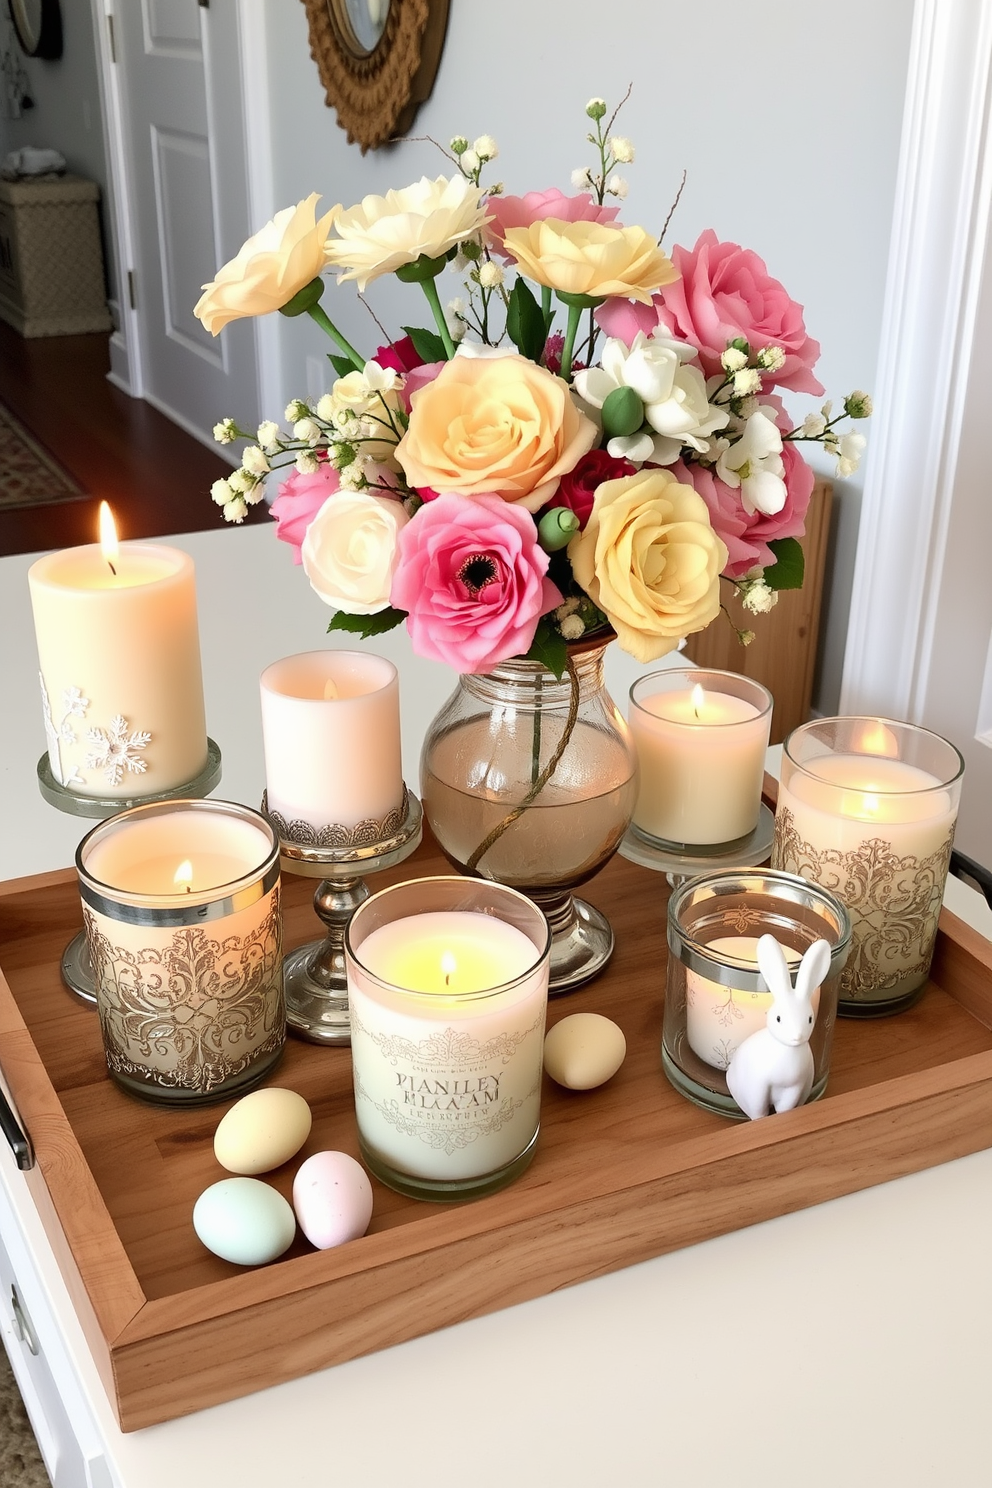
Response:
[[106, 330, 133, 396]]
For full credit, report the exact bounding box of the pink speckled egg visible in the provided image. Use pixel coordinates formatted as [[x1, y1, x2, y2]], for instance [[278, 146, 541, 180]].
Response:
[[292, 1151, 373, 1250]]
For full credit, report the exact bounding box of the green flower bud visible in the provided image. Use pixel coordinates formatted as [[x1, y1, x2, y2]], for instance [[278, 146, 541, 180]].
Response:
[[450, 136, 469, 155], [601, 384, 645, 439], [844, 390, 873, 419], [538, 507, 581, 552], [586, 98, 607, 120]]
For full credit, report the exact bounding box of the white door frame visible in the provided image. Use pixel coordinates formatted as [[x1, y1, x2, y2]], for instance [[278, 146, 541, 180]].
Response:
[[87, 0, 271, 441], [841, 0, 992, 719]]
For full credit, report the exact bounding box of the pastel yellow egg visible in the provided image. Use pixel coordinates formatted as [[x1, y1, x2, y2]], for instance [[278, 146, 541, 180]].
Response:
[[213, 1087, 312, 1175], [543, 1013, 626, 1090]]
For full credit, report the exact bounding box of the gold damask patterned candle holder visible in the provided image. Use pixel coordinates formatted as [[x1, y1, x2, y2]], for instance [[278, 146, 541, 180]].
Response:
[[263, 787, 423, 1046], [772, 718, 964, 1016], [76, 800, 284, 1105]]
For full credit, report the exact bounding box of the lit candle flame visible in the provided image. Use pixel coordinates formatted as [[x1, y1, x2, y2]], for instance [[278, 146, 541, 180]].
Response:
[[99, 501, 119, 577], [857, 720, 899, 758], [322, 678, 339, 700], [691, 683, 706, 719], [862, 794, 880, 818], [440, 951, 457, 988], [173, 859, 194, 894]]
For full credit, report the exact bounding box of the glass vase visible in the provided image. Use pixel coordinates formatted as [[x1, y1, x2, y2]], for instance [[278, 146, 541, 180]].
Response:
[[420, 638, 639, 994]]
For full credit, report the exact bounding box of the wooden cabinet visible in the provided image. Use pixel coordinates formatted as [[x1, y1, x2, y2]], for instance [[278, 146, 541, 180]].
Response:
[[683, 478, 833, 744], [0, 175, 112, 338]]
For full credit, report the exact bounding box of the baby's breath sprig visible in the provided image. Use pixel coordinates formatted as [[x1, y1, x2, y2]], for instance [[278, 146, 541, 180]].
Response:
[[573, 86, 635, 207]]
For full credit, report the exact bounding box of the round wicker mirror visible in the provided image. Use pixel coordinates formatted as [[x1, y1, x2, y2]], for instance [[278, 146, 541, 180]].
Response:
[[303, 0, 450, 153]]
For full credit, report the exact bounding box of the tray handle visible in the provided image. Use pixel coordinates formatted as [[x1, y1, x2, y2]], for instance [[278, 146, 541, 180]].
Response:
[[0, 1067, 34, 1172], [950, 848, 992, 913]]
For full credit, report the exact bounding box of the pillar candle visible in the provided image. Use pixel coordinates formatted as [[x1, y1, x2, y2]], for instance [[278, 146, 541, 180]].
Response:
[[260, 650, 403, 833], [629, 671, 772, 846], [28, 517, 208, 798]]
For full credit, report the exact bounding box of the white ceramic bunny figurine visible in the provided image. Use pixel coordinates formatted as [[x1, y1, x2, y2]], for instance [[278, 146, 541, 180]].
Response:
[[725, 935, 833, 1120]]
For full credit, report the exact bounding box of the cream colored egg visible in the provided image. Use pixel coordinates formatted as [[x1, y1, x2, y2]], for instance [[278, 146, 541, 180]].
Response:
[[543, 1013, 626, 1090], [213, 1087, 313, 1175]]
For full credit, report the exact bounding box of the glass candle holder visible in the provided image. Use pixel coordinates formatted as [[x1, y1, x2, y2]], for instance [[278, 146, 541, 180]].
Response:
[[664, 869, 851, 1118], [772, 717, 964, 1015], [77, 800, 284, 1105], [345, 876, 552, 1201], [628, 669, 773, 851]]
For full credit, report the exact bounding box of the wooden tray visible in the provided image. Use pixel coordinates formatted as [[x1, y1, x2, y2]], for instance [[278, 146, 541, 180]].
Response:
[[1, 836, 992, 1432]]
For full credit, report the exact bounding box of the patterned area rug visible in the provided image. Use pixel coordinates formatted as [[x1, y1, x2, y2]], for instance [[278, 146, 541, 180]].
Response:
[[0, 403, 85, 510], [0, 1344, 49, 1487]]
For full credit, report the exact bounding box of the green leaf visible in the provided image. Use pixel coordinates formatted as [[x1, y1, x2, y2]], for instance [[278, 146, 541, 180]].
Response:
[[506, 278, 546, 364], [763, 537, 805, 591], [328, 354, 354, 378], [401, 325, 447, 363], [327, 607, 407, 639], [524, 618, 569, 678]]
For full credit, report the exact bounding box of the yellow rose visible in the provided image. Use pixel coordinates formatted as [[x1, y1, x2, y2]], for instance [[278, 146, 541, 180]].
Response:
[[194, 194, 338, 334], [396, 352, 597, 512], [568, 468, 728, 662], [323, 176, 491, 291], [502, 219, 678, 303]]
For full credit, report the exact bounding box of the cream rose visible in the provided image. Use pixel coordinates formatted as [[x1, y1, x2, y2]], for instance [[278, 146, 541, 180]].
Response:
[[323, 175, 491, 291], [502, 219, 678, 303], [568, 468, 728, 662], [194, 194, 337, 334], [395, 353, 597, 512], [301, 492, 409, 614]]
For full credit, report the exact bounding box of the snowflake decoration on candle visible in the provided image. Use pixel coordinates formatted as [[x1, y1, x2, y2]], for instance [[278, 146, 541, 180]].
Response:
[[39, 675, 90, 786], [85, 715, 152, 787]]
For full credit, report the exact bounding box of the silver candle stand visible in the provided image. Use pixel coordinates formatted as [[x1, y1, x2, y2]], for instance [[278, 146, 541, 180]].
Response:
[[38, 740, 223, 1004], [262, 785, 423, 1046]]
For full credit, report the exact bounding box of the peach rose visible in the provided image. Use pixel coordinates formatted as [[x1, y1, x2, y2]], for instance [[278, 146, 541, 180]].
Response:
[[568, 468, 727, 661], [194, 194, 337, 334], [395, 353, 597, 513], [502, 219, 678, 303]]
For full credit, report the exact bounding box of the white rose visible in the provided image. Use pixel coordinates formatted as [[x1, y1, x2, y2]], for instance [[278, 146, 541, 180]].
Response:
[[323, 175, 491, 291], [301, 492, 409, 614], [715, 409, 786, 516]]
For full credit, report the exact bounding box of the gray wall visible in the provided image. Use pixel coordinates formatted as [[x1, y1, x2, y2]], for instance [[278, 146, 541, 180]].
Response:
[[0, 3, 116, 299], [255, 0, 913, 714]]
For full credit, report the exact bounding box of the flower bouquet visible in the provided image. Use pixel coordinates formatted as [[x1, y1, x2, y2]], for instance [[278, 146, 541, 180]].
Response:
[[195, 94, 871, 679], [194, 95, 871, 986]]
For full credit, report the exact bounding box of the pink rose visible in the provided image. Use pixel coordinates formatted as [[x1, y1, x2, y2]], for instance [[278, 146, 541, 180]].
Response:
[[655, 230, 823, 394], [668, 444, 813, 578], [486, 189, 620, 260], [594, 298, 663, 346], [390, 494, 562, 672], [270, 463, 340, 563], [374, 335, 424, 374], [398, 359, 445, 415], [554, 449, 636, 528]]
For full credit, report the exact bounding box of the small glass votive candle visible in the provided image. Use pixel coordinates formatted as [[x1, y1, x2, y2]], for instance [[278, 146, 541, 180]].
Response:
[[345, 876, 552, 1201], [772, 717, 964, 1016], [77, 800, 284, 1105], [663, 869, 851, 1118], [628, 669, 773, 850]]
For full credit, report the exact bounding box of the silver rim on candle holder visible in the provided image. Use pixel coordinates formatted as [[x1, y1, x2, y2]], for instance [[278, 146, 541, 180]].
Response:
[[262, 786, 423, 1047], [663, 867, 852, 1119], [76, 799, 285, 1106], [619, 803, 776, 883], [39, 738, 223, 1007]]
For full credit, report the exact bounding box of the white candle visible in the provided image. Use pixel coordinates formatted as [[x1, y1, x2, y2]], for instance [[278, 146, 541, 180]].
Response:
[[686, 937, 805, 1070], [773, 720, 962, 1004], [78, 802, 284, 1101], [260, 650, 403, 833], [630, 674, 771, 845], [28, 508, 208, 798], [348, 907, 548, 1186]]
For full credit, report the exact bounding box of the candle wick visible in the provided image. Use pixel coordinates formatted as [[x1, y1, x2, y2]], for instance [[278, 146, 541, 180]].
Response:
[[444, 972, 451, 987], [107, 559, 117, 576], [184, 884, 191, 894]]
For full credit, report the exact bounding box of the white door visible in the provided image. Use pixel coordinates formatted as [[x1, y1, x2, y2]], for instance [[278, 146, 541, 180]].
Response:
[[841, 0, 992, 866], [111, 0, 259, 442]]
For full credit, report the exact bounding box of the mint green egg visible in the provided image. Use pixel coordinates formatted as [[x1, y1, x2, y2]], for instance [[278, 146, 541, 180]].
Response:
[[193, 1178, 296, 1266]]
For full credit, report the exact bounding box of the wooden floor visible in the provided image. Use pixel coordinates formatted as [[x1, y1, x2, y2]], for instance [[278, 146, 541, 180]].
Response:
[[0, 320, 269, 558]]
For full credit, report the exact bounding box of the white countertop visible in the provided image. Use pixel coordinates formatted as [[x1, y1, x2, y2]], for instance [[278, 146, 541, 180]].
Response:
[[2, 524, 992, 1488]]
